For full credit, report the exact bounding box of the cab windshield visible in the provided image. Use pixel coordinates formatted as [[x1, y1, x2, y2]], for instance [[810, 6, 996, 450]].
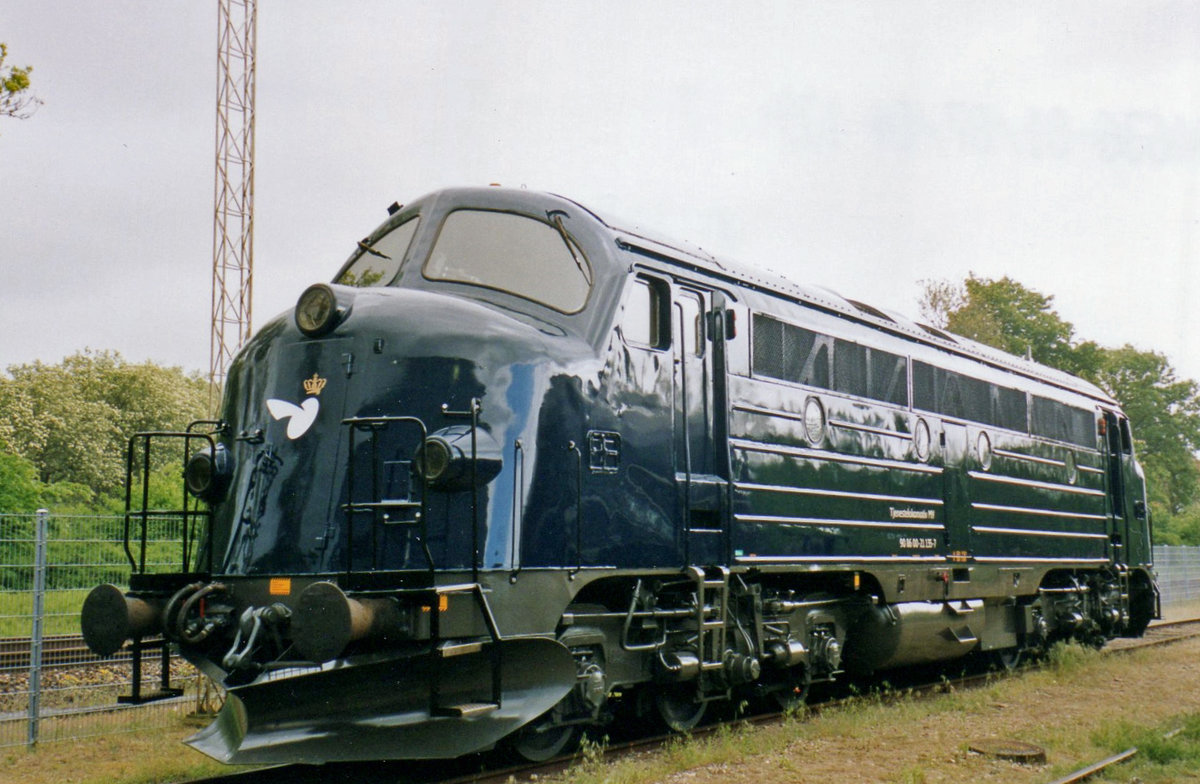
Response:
[[336, 218, 421, 287], [424, 209, 592, 314]]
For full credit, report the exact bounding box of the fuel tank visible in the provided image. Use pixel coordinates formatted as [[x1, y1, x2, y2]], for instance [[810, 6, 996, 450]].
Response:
[[841, 599, 983, 674]]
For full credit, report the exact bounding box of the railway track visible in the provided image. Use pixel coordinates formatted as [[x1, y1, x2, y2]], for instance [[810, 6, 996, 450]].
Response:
[[0, 633, 167, 670]]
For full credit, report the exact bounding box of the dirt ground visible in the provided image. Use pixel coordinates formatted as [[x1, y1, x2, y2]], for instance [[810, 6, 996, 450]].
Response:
[[652, 635, 1200, 784]]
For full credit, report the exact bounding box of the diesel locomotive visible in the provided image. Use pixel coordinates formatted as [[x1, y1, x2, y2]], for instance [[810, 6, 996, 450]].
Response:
[[81, 186, 1159, 764]]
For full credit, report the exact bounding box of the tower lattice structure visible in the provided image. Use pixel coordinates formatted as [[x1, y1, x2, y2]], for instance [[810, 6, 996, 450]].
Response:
[[209, 0, 257, 405]]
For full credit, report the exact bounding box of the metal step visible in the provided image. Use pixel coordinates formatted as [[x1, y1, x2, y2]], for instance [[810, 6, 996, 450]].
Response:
[[437, 641, 483, 658], [944, 625, 979, 645], [434, 701, 498, 718]]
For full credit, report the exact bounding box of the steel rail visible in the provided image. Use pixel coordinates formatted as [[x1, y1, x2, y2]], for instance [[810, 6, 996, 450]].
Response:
[[1046, 748, 1138, 784]]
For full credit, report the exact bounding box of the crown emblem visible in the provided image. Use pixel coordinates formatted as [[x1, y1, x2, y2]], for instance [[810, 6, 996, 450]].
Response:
[[303, 373, 327, 397]]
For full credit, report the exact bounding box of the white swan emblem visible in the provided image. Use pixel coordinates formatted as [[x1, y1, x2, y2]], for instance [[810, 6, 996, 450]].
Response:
[[266, 397, 320, 440]]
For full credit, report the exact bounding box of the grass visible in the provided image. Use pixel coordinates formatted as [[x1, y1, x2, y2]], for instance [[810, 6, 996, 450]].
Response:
[[1, 715, 229, 784], [555, 640, 1200, 784], [0, 589, 94, 637], [1085, 713, 1200, 783]]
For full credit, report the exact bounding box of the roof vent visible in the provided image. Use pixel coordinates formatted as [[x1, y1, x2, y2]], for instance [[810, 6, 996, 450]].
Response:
[[917, 323, 958, 343], [846, 299, 896, 323]]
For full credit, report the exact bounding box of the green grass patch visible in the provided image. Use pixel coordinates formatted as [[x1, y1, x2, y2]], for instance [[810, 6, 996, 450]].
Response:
[[0, 589, 96, 637], [1085, 713, 1200, 782]]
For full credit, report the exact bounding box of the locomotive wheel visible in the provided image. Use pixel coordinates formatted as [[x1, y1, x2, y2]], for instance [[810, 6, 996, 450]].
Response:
[[506, 721, 580, 762], [653, 685, 707, 732], [990, 647, 1023, 672]]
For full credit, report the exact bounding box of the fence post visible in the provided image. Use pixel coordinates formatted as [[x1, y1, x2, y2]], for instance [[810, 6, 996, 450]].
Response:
[[27, 508, 49, 748]]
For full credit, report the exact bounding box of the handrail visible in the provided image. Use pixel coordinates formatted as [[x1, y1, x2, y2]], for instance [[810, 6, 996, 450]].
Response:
[[342, 415, 433, 579], [567, 440, 583, 576], [441, 399, 482, 582], [123, 424, 220, 575]]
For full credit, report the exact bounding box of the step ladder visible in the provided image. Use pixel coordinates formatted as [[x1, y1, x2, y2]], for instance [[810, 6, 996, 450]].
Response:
[[426, 583, 502, 718], [1115, 562, 1132, 631], [689, 565, 730, 695]]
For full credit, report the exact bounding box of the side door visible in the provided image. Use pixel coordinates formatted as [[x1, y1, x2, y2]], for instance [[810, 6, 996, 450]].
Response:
[[1102, 409, 1148, 565], [941, 420, 972, 561], [672, 285, 730, 565]]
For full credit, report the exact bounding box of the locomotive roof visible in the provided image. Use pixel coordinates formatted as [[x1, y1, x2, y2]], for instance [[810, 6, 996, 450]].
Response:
[[577, 199, 1117, 408], [400, 187, 1115, 408]]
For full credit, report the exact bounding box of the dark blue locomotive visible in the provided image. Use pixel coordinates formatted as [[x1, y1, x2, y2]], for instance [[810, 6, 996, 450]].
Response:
[[82, 187, 1159, 764]]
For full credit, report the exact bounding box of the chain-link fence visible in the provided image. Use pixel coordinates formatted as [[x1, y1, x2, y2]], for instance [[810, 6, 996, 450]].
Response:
[[1154, 544, 1200, 621], [0, 511, 212, 749], [2, 510, 1200, 750]]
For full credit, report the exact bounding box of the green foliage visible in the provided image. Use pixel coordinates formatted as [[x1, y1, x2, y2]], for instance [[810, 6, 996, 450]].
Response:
[[1094, 345, 1200, 515], [920, 275, 1200, 543], [919, 274, 1097, 377], [0, 42, 41, 121], [0, 350, 209, 510], [0, 450, 42, 511]]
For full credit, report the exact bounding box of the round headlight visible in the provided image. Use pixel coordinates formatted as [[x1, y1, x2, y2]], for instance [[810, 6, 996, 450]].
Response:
[[414, 437, 453, 483], [295, 284, 339, 337], [185, 445, 232, 502]]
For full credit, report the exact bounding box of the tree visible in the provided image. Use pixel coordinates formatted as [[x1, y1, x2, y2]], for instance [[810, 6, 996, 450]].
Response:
[[0, 451, 42, 512], [918, 274, 1098, 378], [0, 351, 209, 504], [1093, 346, 1200, 515], [0, 42, 41, 121]]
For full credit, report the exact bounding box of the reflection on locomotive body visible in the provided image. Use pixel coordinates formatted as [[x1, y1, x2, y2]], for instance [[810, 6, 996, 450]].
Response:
[[81, 187, 1159, 764]]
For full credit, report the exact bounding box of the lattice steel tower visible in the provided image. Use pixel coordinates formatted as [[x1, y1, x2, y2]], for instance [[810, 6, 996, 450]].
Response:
[[209, 0, 257, 405]]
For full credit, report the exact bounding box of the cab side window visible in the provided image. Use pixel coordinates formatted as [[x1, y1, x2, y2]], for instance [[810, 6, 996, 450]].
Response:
[[623, 276, 669, 349]]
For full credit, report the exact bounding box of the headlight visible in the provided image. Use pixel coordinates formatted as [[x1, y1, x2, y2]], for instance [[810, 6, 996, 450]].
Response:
[[414, 437, 454, 483], [413, 426, 502, 491], [185, 444, 233, 502], [295, 283, 352, 337]]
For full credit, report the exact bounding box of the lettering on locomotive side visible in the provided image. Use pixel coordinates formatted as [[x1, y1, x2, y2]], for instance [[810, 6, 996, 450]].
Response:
[[898, 537, 938, 550], [888, 507, 936, 521]]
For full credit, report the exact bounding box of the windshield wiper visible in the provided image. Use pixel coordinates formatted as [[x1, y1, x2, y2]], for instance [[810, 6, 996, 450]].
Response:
[[547, 211, 591, 285], [357, 239, 391, 260]]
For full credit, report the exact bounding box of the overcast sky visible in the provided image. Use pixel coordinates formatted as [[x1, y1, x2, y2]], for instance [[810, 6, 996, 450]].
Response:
[[2, 2, 1197, 385]]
